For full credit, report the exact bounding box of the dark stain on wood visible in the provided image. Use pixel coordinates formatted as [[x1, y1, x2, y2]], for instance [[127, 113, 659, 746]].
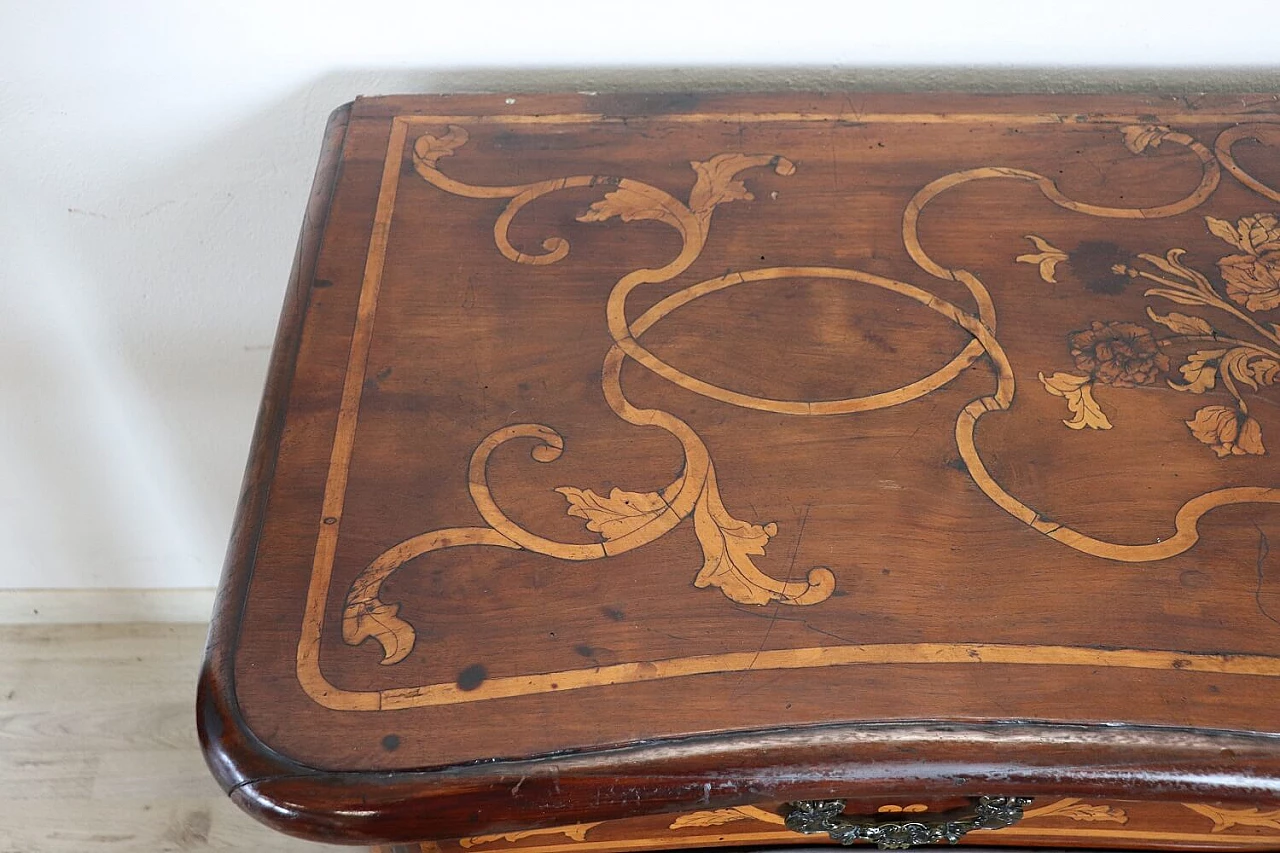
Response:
[[455, 664, 488, 692], [1072, 240, 1132, 295]]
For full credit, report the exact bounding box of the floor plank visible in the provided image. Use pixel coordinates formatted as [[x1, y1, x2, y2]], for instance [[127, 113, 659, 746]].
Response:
[[0, 590, 217, 625], [0, 623, 340, 852]]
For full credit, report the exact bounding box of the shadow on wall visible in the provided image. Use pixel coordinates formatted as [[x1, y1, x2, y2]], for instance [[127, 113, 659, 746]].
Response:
[[6, 65, 1280, 591]]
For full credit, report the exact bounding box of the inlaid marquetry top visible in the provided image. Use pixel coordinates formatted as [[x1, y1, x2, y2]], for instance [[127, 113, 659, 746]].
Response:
[[200, 93, 1280, 844]]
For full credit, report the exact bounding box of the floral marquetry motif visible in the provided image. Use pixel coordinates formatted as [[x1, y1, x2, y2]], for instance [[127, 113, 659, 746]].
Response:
[[1034, 210, 1280, 459], [202, 94, 1280, 851], [1185, 803, 1280, 833], [1212, 213, 1280, 311]]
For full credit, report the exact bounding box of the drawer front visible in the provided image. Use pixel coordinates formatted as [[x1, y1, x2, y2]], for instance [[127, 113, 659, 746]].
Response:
[[388, 798, 1280, 852]]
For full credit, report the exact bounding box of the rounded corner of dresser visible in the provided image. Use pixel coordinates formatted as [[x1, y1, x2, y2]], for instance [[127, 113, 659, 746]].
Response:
[[195, 653, 286, 796], [196, 658, 360, 844], [326, 99, 355, 130]]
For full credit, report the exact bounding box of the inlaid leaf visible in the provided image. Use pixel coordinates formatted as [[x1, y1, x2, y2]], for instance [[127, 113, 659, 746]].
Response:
[[1250, 357, 1280, 386], [688, 153, 759, 214], [1185, 803, 1280, 833], [413, 125, 469, 166], [1169, 349, 1226, 394], [556, 486, 668, 541], [670, 809, 752, 829], [1138, 249, 1215, 291], [1026, 798, 1130, 823], [1206, 216, 1250, 253], [1241, 214, 1280, 253], [691, 471, 783, 606], [1121, 124, 1172, 154], [1223, 347, 1262, 390], [1055, 804, 1129, 823], [1038, 372, 1113, 430], [1207, 213, 1280, 255], [576, 186, 684, 231], [1146, 306, 1214, 336], [342, 600, 416, 665], [1016, 234, 1069, 283], [460, 824, 601, 848]]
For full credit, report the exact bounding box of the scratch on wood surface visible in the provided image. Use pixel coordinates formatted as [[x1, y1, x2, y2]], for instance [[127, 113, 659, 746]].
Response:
[[1255, 525, 1280, 628], [736, 505, 810, 691]]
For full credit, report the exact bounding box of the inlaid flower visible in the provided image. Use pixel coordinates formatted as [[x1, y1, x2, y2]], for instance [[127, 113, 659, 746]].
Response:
[[1186, 405, 1265, 457], [1207, 213, 1280, 312], [1034, 212, 1280, 459], [1218, 252, 1280, 312], [1068, 320, 1170, 388], [1208, 213, 1280, 255]]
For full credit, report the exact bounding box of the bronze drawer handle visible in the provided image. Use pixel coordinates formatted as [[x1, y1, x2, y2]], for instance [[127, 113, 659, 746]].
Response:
[[784, 796, 1034, 850]]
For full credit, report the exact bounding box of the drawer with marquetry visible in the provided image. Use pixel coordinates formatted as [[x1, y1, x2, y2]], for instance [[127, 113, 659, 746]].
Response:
[[374, 799, 1280, 852]]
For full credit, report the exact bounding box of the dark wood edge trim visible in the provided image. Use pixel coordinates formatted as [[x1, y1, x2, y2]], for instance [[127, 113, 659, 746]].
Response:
[[219, 718, 1280, 845], [197, 101, 353, 791], [197, 93, 1280, 847], [343, 90, 1280, 122]]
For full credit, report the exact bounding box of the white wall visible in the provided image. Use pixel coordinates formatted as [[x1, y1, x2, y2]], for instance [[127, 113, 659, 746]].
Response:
[[2, 0, 1277, 589]]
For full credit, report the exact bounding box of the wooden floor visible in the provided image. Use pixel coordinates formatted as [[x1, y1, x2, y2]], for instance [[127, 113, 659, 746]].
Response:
[[0, 622, 340, 852]]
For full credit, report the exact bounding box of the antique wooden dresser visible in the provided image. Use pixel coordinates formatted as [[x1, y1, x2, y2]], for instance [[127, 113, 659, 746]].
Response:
[[200, 93, 1280, 851]]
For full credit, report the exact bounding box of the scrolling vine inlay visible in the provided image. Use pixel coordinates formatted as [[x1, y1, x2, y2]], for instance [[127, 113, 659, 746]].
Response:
[[343, 127, 835, 665], [296, 112, 1280, 710]]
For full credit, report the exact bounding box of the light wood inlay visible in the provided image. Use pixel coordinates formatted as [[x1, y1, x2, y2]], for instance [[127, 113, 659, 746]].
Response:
[[295, 110, 1280, 711]]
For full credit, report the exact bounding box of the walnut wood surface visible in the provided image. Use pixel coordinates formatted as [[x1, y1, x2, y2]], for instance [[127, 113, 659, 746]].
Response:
[[200, 93, 1280, 847]]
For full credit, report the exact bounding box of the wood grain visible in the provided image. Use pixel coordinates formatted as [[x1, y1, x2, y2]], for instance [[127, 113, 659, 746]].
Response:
[[201, 92, 1280, 847], [0, 589, 216, 625], [0, 623, 337, 852]]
